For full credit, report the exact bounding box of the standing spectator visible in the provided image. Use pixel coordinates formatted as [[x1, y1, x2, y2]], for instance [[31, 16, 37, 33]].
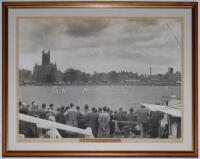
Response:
[[76, 106, 82, 128], [45, 110, 51, 120], [98, 107, 102, 113], [48, 103, 57, 116], [85, 107, 99, 137], [49, 104, 54, 111], [160, 113, 169, 138], [116, 107, 127, 130], [41, 103, 47, 110], [19, 103, 29, 115], [67, 103, 78, 127], [19, 101, 29, 111], [81, 104, 90, 129], [39, 103, 47, 119], [127, 108, 137, 122], [84, 104, 89, 114], [56, 106, 66, 124], [148, 111, 163, 138], [28, 101, 40, 117], [19, 106, 38, 138], [97, 106, 110, 138], [26, 104, 30, 110], [64, 106, 70, 123], [113, 110, 118, 120], [55, 106, 67, 137], [122, 111, 128, 121], [116, 107, 126, 121], [19, 101, 22, 109], [109, 109, 115, 136], [136, 105, 149, 137], [127, 108, 138, 133]]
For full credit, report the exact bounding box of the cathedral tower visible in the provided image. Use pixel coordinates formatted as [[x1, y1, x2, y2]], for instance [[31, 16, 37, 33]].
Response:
[[42, 49, 50, 66]]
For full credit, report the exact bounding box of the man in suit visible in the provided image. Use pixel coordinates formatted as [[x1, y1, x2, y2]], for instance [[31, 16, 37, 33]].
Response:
[[19, 106, 38, 138], [67, 103, 78, 127], [28, 101, 40, 117], [56, 106, 67, 137], [85, 107, 99, 137], [136, 105, 149, 137]]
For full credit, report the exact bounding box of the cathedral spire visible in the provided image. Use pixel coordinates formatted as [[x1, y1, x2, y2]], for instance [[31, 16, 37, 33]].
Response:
[[42, 49, 50, 66]]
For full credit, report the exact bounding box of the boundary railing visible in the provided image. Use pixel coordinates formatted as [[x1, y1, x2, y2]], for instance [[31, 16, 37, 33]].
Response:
[[19, 113, 94, 138]]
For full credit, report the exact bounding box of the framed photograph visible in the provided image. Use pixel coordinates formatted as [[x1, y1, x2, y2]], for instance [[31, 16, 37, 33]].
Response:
[[2, 1, 198, 157]]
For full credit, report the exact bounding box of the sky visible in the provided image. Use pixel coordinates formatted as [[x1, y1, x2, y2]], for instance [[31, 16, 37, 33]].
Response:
[[19, 18, 182, 75]]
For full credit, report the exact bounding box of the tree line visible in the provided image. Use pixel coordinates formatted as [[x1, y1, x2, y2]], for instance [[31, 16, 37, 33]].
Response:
[[63, 68, 140, 84], [19, 67, 181, 85]]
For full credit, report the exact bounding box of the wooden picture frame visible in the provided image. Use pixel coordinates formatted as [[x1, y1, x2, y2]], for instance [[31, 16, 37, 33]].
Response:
[[2, 1, 198, 157]]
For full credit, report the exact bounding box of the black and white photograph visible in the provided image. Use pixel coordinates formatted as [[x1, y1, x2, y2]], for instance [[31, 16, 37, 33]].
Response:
[[18, 17, 182, 140]]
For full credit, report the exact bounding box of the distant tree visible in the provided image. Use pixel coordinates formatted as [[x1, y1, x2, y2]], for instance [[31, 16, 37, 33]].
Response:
[[60, 67, 180, 85], [19, 69, 32, 81], [91, 72, 106, 83], [63, 68, 82, 83], [135, 72, 139, 79], [108, 71, 118, 82], [157, 73, 163, 80]]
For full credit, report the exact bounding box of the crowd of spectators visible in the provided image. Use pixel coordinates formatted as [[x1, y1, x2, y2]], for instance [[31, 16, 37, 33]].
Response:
[[19, 101, 170, 138]]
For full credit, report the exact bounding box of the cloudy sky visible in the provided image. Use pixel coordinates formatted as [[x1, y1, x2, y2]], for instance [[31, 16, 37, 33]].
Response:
[[19, 18, 181, 75]]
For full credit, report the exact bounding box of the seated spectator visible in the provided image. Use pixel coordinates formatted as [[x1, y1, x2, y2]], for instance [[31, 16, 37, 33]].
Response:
[[42, 115, 61, 138]]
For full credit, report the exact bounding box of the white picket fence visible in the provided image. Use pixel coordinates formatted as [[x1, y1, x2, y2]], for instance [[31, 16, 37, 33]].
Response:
[[19, 113, 94, 138]]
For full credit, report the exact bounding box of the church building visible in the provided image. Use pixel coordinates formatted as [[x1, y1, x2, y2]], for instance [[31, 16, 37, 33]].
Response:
[[33, 50, 58, 83]]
